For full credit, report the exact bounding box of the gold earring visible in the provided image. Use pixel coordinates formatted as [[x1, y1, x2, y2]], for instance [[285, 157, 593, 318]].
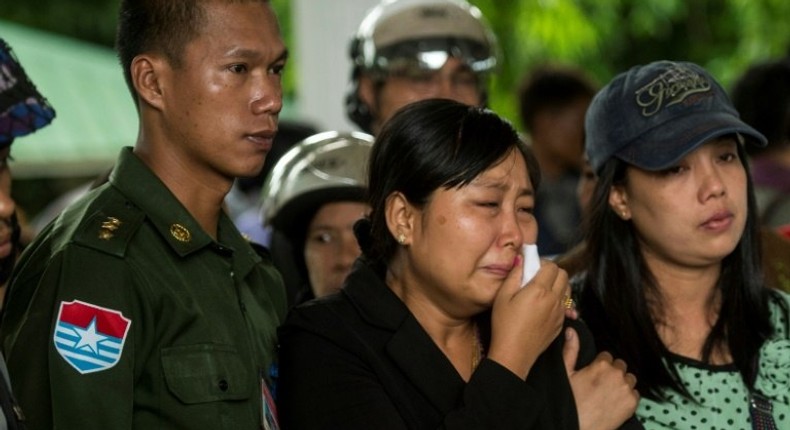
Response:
[[397, 233, 406, 244]]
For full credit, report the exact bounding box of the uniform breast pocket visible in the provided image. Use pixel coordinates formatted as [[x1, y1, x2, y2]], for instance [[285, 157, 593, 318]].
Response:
[[161, 343, 253, 404]]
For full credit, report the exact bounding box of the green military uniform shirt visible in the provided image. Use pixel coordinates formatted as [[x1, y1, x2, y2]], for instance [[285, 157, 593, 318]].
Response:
[[0, 147, 287, 429]]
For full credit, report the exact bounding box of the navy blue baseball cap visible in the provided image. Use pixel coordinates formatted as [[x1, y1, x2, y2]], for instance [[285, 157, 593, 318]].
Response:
[[585, 60, 766, 175]]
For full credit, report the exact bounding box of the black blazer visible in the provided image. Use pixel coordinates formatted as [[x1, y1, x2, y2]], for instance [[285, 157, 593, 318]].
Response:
[[276, 258, 622, 429]]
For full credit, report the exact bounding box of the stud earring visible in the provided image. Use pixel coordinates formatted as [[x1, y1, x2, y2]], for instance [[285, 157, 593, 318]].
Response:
[[397, 233, 406, 244]]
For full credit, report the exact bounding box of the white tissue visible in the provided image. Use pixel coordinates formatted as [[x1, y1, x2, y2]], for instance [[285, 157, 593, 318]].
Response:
[[521, 244, 540, 287]]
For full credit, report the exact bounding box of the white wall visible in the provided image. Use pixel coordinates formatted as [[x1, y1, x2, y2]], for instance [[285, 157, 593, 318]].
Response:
[[293, 0, 380, 133]]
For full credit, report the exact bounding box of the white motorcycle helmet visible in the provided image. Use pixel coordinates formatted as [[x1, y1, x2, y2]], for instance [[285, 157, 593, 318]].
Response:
[[346, 0, 500, 132], [260, 131, 375, 241]]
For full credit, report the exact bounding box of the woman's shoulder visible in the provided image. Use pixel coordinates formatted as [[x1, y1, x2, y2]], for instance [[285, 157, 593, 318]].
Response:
[[769, 288, 790, 306], [755, 290, 790, 419], [280, 261, 407, 339], [277, 292, 375, 356], [282, 292, 355, 330], [767, 289, 790, 336]]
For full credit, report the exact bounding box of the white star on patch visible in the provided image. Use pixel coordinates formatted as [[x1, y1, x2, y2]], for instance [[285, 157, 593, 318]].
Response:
[[72, 316, 109, 355]]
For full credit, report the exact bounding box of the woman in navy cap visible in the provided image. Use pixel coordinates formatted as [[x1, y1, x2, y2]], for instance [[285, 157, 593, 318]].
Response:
[[577, 60, 790, 429]]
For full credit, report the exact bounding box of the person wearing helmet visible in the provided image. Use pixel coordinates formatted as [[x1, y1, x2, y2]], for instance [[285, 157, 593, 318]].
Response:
[[261, 131, 374, 305], [346, 0, 498, 135]]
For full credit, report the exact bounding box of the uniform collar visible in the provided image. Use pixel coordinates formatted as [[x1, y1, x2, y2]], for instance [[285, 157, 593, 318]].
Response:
[[108, 148, 260, 275]]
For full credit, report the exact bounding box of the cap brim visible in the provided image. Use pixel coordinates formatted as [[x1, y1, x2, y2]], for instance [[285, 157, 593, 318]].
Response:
[[615, 111, 767, 171], [0, 98, 56, 143], [375, 37, 496, 73]]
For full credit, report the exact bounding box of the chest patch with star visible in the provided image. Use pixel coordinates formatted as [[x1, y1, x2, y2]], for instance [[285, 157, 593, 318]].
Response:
[[53, 300, 131, 374]]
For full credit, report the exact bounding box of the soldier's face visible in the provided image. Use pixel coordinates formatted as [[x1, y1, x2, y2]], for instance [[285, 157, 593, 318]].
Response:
[[153, 1, 287, 183]]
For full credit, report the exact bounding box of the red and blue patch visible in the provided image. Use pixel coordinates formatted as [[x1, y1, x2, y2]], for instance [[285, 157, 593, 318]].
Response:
[[53, 300, 131, 374]]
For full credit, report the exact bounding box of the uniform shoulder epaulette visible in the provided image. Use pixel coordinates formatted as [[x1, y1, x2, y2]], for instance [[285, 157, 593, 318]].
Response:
[[72, 193, 146, 258]]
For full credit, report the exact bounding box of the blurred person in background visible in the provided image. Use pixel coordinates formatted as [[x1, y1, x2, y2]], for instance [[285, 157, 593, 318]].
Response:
[[555, 159, 596, 278], [517, 64, 597, 257], [0, 38, 56, 302], [260, 131, 373, 306], [731, 58, 790, 291], [730, 58, 790, 230], [345, 0, 498, 135], [0, 36, 57, 430]]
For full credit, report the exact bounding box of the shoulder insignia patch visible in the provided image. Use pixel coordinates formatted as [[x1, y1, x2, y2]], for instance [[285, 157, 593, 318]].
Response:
[[53, 300, 131, 374], [98, 216, 122, 240], [169, 223, 191, 242], [75, 206, 145, 258]]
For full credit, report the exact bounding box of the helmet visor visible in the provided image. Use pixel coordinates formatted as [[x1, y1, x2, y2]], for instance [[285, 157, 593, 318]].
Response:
[[369, 37, 496, 75]]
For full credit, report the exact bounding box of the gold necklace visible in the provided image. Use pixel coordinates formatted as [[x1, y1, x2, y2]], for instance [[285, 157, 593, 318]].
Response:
[[471, 323, 483, 373]]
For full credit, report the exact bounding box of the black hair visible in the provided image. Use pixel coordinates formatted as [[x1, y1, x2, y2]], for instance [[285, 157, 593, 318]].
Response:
[[116, 0, 269, 103], [517, 64, 597, 133], [356, 98, 540, 266], [730, 59, 790, 156], [579, 141, 781, 401]]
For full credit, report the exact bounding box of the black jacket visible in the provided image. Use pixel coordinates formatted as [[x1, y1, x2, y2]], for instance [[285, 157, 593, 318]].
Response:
[[277, 258, 612, 430]]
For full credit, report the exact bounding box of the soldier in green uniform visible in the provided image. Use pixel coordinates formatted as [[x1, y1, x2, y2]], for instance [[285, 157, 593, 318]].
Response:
[[0, 1, 288, 429]]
